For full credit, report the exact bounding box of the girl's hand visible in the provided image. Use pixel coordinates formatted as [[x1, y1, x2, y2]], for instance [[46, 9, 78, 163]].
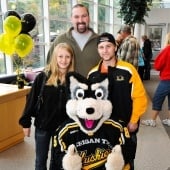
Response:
[[23, 128, 31, 137]]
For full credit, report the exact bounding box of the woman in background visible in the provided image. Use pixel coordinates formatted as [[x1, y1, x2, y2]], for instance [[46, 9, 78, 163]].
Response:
[[142, 33, 170, 127], [138, 48, 145, 81], [141, 35, 153, 80], [19, 43, 75, 170]]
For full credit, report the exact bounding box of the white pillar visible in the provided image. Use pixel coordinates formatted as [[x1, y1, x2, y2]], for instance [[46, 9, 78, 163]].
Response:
[[43, 0, 50, 63], [134, 23, 141, 41]]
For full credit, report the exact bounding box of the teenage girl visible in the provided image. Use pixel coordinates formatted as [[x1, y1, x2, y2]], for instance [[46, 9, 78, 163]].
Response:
[[19, 43, 75, 170]]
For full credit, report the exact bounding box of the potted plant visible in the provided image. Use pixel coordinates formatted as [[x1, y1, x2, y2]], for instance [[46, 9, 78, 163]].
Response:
[[118, 0, 153, 31]]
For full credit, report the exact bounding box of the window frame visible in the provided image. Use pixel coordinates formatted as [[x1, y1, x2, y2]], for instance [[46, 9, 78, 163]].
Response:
[[0, 0, 121, 76]]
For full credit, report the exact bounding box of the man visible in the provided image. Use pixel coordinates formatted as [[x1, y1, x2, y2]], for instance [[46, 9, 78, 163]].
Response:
[[88, 32, 147, 170], [117, 25, 140, 68], [47, 4, 100, 77], [115, 30, 123, 55], [141, 35, 153, 80]]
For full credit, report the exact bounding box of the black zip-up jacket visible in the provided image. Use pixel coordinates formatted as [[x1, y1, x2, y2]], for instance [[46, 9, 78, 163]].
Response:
[[88, 65, 132, 126], [88, 60, 147, 126], [19, 72, 69, 131]]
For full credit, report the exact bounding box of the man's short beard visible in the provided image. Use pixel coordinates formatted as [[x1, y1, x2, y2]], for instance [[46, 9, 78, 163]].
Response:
[[76, 23, 89, 33], [77, 28, 87, 33]]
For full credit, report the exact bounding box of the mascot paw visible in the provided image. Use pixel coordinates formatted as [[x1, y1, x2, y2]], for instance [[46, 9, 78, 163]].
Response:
[[105, 145, 124, 170], [62, 144, 82, 170]]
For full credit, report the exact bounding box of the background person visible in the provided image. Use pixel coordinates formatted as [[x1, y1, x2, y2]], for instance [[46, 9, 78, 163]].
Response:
[[141, 35, 153, 80], [88, 32, 147, 170], [141, 33, 170, 127], [117, 25, 140, 68], [47, 3, 100, 77], [19, 43, 75, 170], [138, 48, 145, 81], [115, 30, 123, 54]]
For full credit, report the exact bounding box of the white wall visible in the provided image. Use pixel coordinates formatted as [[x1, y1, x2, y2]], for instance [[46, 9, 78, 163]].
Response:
[[137, 8, 170, 59], [134, 8, 170, 43], [144, 8, 170, 48], [145, 8, 170, 24]]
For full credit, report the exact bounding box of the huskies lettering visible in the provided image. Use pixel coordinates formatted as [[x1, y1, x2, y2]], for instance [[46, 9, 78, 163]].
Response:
[[80, 148, 111, 164]]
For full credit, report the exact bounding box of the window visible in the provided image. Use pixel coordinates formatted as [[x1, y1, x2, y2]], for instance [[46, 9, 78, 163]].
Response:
[[7, 0, 45, 70], [0, 5, 6, 75], [152, 0, 170, 8], [49, 0, 72, 35], [0, 53, 6, 75], [98, 3, 110, 33], [0, 0, 122, 76]]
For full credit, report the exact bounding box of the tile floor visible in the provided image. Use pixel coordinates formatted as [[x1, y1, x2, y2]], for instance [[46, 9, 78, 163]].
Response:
[[0, 71, 170, 170]]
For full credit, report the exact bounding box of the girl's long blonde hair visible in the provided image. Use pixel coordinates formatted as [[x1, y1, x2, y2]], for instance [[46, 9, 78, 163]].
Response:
[[45, 43, 75, 86], [164, 32, 170, 47]]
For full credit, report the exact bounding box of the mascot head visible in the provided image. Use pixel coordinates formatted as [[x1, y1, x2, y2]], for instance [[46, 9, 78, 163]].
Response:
[[66, 72, 112, 136]]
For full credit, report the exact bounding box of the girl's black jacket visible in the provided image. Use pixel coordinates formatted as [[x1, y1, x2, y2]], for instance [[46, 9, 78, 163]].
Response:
[[19, 72, 69, 131]]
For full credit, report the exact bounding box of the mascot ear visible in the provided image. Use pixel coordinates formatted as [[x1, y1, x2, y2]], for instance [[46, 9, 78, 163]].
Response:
[[88, 72, 107, 84], [66, 72, 87, 85], [65, 72, 88, 99]]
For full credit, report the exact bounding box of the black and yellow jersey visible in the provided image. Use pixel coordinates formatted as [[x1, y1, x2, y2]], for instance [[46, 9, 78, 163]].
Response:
[[51, 118, 130, 170]]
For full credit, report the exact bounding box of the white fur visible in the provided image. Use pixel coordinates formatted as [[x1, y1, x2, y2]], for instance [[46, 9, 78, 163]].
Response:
[[62, 144, 82, 170], [63, 75, 125, 169], [66, 98, 112, 135], [105, 145, 124, 170]]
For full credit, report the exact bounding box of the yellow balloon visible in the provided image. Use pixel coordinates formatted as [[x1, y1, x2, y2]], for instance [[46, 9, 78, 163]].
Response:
[[14, 34, 33, 58], [0, 34, 5, 52], [0, 33, 15, 55], [3, 16, 22, 37]]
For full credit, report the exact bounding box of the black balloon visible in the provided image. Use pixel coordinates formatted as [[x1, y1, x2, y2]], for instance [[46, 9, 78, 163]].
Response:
[[21, 13, 36, 33], [4, 10, 21, 20]]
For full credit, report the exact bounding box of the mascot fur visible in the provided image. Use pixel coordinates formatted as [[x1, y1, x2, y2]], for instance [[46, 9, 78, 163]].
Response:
[[50, 72, 130, 170]]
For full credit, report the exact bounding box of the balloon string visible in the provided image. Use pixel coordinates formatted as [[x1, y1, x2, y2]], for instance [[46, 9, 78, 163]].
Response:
[[12, 54, 21, 80]]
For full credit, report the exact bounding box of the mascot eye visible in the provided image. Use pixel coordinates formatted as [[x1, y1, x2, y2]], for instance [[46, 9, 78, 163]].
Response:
[[95, 88, 104, 99], [76, 89, 84, 99]]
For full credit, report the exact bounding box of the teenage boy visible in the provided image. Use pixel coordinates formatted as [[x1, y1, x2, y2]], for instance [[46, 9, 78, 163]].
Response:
[[88, 32, 147, 170]]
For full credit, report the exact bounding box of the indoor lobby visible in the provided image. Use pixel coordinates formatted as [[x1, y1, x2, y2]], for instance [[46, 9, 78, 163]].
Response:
[[0, 69, 170, 170], [1, 1, 170, 170]]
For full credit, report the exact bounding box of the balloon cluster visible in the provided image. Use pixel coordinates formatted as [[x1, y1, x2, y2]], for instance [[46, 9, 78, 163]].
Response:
[[0, 10, 36, 58]]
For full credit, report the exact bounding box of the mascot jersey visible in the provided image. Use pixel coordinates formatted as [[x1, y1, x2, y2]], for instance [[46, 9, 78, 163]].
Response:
[[51, 119, 130, 170], [50, 72, 130, 170]]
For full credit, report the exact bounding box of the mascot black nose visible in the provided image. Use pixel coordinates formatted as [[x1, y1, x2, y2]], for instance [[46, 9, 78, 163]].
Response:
[[86, 107, 95, 114]]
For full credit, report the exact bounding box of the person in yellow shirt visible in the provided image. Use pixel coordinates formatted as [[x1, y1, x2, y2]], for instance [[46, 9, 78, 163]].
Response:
[[88, 32, 148, 170]]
